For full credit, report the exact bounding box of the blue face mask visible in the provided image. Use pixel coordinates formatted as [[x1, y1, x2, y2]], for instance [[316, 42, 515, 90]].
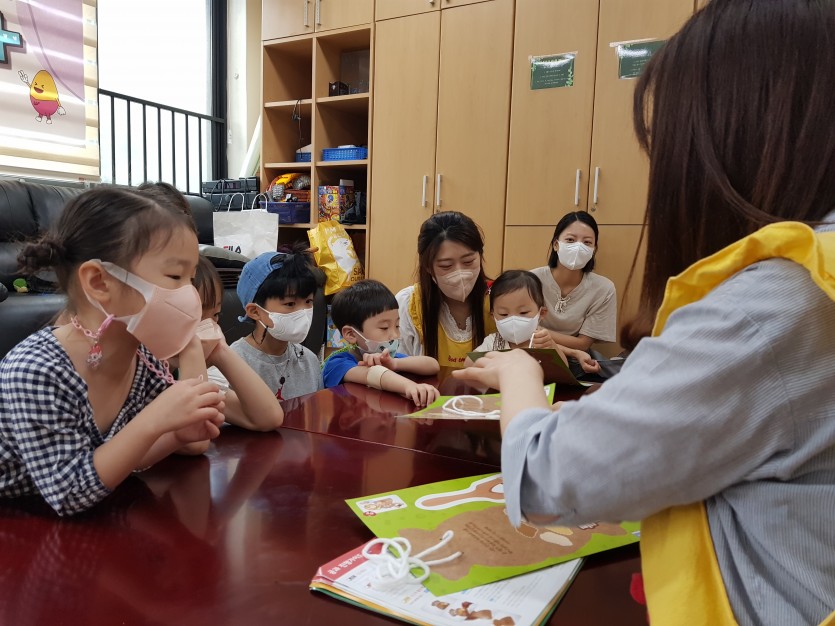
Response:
[[351, 327, 400, 356]]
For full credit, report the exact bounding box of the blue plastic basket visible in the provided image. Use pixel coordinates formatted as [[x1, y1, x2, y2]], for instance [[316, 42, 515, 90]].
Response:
[[295, 151, 311, 163], [260, 201, 310, 224], [321, 146, 368, 161]]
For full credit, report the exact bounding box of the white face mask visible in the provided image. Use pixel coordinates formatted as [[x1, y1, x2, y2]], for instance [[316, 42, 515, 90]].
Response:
[[434, 269, 478, 302], [557, 241, 594, 270], [259, 306, 313, 344], [495, 313, 540, 346], [351, 327, 400, 356]]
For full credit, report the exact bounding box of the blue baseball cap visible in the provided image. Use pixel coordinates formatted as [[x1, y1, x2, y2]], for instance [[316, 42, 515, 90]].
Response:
[[236, 251, 286, 320]]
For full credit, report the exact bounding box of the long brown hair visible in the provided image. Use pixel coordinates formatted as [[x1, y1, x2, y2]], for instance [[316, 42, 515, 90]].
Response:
[[416, 211, 489, 359], [622, 0, 835, 349]]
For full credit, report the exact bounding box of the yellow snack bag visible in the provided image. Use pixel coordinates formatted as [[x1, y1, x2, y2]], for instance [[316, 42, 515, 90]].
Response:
[[307, 220, 364, 295]]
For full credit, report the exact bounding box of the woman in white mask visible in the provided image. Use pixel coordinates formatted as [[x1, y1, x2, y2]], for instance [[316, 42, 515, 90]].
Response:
[[396, 212, 495, 369], [530, 211, 616, 353], [468, 270, 599, 374]]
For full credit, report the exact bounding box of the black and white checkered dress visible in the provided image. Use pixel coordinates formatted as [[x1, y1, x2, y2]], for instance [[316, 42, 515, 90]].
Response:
[[0, 329, 170, 516]]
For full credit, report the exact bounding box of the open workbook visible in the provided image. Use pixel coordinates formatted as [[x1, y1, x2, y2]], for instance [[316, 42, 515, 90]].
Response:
[[310, 541, 583, 626]]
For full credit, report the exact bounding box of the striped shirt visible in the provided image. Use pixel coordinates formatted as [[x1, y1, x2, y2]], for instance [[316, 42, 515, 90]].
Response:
[[0, 329, 169, 516], [502, 220, 835, 625]]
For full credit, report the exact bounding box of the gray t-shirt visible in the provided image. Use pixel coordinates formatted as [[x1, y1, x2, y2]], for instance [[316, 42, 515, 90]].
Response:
[[226, 338, 323, 401], [504, 222, 835, 625], [530, 266, 616, 342]]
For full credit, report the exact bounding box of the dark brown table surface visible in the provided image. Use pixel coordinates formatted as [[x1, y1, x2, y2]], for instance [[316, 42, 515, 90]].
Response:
[[0, 385, 643, 626]]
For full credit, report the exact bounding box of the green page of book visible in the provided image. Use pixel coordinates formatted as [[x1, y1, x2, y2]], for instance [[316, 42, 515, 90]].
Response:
[[346, 473, 640, 596], [399, 384, 555, 420], [467, 348, 589, 387]]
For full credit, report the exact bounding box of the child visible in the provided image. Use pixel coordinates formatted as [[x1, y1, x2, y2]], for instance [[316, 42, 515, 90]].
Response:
[[230, 245, 323, 400], [0, 188, 225, 516], [193, 257, 284, 431], [471, 270, 599, 374], [324, 280, 440, 406]]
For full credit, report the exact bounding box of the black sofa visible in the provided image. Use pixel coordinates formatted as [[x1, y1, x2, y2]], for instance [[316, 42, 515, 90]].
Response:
[[0, 180, 326, 359]]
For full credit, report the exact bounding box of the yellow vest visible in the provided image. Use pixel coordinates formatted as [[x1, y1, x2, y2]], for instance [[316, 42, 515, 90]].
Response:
[[407, 284, 496, 369], [642, 222, 835, 625]]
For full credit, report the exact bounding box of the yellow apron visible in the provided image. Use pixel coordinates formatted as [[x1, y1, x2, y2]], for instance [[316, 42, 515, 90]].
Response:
[[407, 284, 496, 369], [642, 222, 835, 625]]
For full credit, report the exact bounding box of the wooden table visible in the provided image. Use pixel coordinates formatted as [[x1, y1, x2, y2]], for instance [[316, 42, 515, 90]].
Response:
[[0, 383, 644, 625]]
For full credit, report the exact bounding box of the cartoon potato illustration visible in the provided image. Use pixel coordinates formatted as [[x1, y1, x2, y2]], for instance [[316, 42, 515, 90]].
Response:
[[19, 70, 66, 124]]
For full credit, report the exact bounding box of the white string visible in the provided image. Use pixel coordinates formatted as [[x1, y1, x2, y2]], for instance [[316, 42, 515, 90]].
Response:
[[442, 395, 501, 419], [361, 530, 462, 588]]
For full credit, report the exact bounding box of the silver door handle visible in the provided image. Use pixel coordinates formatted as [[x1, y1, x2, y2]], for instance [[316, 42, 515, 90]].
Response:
[[574, 169, 581, 206], [593, 166, 600, 206], [315, 0, 321, 25], [303, 0, 309, 27], [421, 175, 428, 207], [436, 174, 442, 207]]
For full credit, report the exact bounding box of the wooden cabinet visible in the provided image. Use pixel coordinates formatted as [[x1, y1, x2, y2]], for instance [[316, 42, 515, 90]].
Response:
[[506, 0, 692, 228], [261, 26, 372, 268], [588, 0, 693, 225], [262, 0, 313, 40], [369, 0, 514, 290], [262, 0, 372, 40], [376, 0, 439, 21]]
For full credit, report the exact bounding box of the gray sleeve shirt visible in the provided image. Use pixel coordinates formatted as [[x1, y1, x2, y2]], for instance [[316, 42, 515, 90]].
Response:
[[503, 255, 835, 625]]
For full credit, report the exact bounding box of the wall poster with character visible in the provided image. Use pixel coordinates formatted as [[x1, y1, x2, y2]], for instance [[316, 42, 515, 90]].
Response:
[[0, 0, 99, 180]]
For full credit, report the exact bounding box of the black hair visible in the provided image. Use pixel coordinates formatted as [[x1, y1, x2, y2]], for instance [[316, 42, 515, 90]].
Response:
[[17, 187, 196, 309], [489, 270, 545, 310], [416, 211, 489, 359], [547, 211, 599, 272], [136, 181, 193, 218], [331, 279, 398, 332], [623, 0, 835, 349], [194, 256, 222, 312], [253, 243, 317, 305]]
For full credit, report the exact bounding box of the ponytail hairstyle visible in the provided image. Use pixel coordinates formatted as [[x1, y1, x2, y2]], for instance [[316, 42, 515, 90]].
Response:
[[17, 187, 197, 311], [416, 211, 489, 358], [622, 0, 835, 349]]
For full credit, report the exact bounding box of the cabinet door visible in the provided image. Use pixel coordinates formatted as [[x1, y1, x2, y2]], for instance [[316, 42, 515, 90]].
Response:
[[314, 0, 374, 31], [441, 0, 491, 7], [588, 0, 693, 224], [505, 0, 600, 226], [502, 226, 553, 272], [263, 0, 313, 40], [376, 0, 440, 21], [434, 0, 514, 279], [368, 12, 441, 291]]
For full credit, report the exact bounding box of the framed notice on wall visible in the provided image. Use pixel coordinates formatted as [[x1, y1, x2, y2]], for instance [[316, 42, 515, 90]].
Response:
[[0, 0, 99, 181]]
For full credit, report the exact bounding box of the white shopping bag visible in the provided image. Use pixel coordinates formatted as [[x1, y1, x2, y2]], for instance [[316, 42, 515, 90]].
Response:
[[213, 193, 278, 259]]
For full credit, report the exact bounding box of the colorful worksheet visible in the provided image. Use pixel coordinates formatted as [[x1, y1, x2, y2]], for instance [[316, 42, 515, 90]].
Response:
[[399, 385, 556, 420], [346, 474, 640, 596], [311, 540, 583, 626]]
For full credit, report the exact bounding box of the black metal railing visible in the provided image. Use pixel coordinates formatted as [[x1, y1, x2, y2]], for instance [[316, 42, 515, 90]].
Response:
[[98, 89, 226, 194]]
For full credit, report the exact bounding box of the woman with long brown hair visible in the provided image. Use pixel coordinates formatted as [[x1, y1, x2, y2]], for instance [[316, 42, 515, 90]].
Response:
[[396, 211, 495, 368], [456, 1, 835, 624]]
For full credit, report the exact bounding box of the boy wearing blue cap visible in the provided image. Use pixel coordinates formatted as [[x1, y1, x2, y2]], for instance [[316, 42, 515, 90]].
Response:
[[228, 244, 323, 400]]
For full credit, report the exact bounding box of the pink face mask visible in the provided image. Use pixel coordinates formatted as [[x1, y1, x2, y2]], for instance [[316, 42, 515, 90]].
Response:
[[434, 269, 478, 302], [90, 260, 202, 360], [196, 318, 225, 359]]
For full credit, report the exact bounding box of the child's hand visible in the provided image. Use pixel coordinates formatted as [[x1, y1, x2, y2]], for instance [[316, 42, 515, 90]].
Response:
[[204, 335, 230, 366], [145, 378, 225, 436], [361, 351, 396, 370], [529, 327, 557, 350], [577, 351, 600, 374], [401, 382, 440, 407]]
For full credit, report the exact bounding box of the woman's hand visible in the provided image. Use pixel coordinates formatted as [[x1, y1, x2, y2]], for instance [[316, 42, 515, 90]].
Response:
[[576, 351, 600, 374], [452, 349, 544, 391]]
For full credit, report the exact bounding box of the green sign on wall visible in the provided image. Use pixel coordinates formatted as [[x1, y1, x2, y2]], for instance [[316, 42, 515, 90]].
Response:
[[530, 52, 576, 90], [614, 40, 665, 79]]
